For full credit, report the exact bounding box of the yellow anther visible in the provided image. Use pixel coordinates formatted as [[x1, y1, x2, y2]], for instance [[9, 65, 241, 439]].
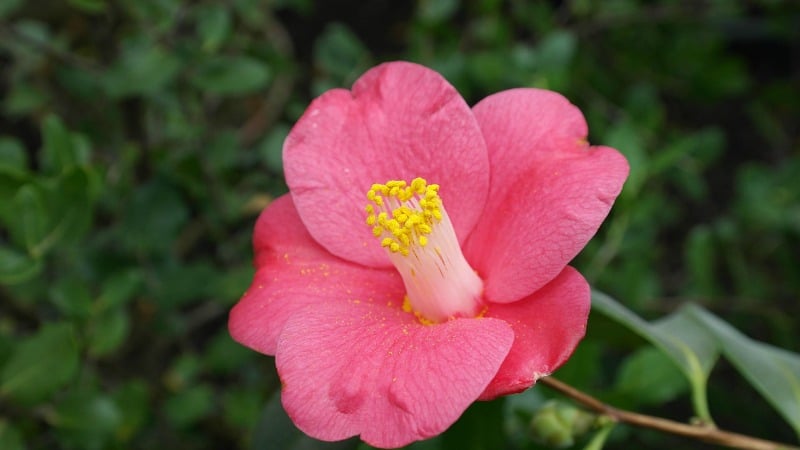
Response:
[[364, 177, 443, 256], [411, 177, 426, 192]]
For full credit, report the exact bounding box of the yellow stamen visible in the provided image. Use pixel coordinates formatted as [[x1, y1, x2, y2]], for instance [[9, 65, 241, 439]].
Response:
[[364, 177, 484, 323], [364, 177, 442, 256]]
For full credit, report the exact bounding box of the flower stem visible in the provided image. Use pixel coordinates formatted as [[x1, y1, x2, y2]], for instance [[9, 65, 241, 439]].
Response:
[[539, 376, 800, 450]]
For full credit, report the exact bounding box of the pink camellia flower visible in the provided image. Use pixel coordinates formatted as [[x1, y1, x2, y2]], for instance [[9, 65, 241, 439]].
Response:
[[229, 61, 628, 448]]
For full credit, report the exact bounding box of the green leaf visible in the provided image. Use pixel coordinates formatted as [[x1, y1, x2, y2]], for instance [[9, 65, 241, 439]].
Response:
[[0, 0, 23, 18], [104, 40, 181, 98], [12, 184, 48, 255], [222, 387, 263, 430], [258, 123, 290, 173], [0, 322, 79, 405], [614, 347, 689, 406], [312, 23, 370, 93], [189, 56, 271, 95], [2, 82, 48, 116], [204, 329, 255, 374], [112, 380, 149, 442], [604, 120, 647, 198], [41, 115, 90, 174], [96, 270, 142, 311], [51, 388, 122, 448], [689, 305, 800, 438], [121, 179, 189, 254], [537, 30, 577, 71], [196, 4, 231, 53], [0, 137, 27, 172], [417, 0, 459, 23], [582, 422, 615, 450], [4, 167, 94, 257], [0, 245, 42, 285], [47, 167, 95, 244], [67, 0, 107, 13], [164, 384, 214, 428], [49, 276, 93, 318], [592, 291, 718, 423], [164, 354, 202, 391], [87, 307, 130, 357], [0, 420, 25, 450], [684, 225, 718, 297]]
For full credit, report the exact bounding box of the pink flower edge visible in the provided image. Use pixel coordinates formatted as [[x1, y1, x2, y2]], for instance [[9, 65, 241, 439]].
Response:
[[480, 265, 590, 399], [277, 300, 514, 448]]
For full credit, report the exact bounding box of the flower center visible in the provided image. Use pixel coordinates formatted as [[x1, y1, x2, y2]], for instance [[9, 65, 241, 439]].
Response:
[[365, 178, 483, 323]]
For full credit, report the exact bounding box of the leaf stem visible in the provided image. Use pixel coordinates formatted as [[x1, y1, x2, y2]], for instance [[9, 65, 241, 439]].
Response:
[[539, 376, 800, 450]]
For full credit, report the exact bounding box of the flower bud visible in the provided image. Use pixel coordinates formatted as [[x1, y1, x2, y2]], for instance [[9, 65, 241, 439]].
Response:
[[530, 400, 596, 448]]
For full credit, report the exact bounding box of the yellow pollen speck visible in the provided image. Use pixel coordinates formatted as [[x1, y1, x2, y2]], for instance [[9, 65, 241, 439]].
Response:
[[364, 177, 443, 256], [400, 296, 436, 325]]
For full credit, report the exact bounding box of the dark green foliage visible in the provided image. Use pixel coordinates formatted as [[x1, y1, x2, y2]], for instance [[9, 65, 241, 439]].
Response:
[[0, 0, 798, 449]]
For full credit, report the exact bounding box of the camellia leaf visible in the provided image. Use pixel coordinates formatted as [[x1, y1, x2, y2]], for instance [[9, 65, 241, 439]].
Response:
[[0, 137, 27, 172], [614, 346, 689, 406], [112, 380, 149, 442], [104, 40, 181, 98], [582, 421, 615, 450], [0, 420, 25, 450], [591, 291, 719, 423], [189, 56, 271, 95], [164, 384, 214, 428], [0, 322, 79, 405], [95, 270, 143, 311], [87, 307, 130, 358], [41, 115, 90, 174], [49, 276, 93, 319], [0, 245, 42, 285], [0, 0, 23, 18], [688, 305, 800, 439], [13, 184, 48, 255], [51, 388, 122, 448], [196, 3, 231, 53]]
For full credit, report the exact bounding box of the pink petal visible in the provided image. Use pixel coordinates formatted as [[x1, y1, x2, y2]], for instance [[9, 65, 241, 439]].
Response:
[[465, 89, 628, 303], [228, 194, 404, 355], [284, 61, 490, 268], [480, 266, 590, 400], [276, 301, 514, 448]]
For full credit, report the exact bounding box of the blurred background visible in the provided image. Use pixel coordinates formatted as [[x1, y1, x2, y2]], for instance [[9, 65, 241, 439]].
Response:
[[0, 1, 798, 449]]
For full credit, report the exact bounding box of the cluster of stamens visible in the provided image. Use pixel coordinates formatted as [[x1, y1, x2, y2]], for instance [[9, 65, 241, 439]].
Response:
[[364, 177, 484, 323], [365, 178, 442, 256]]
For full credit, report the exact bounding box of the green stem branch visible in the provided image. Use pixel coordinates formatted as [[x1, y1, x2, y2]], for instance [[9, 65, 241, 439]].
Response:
[[540, 376, 799, 450]]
